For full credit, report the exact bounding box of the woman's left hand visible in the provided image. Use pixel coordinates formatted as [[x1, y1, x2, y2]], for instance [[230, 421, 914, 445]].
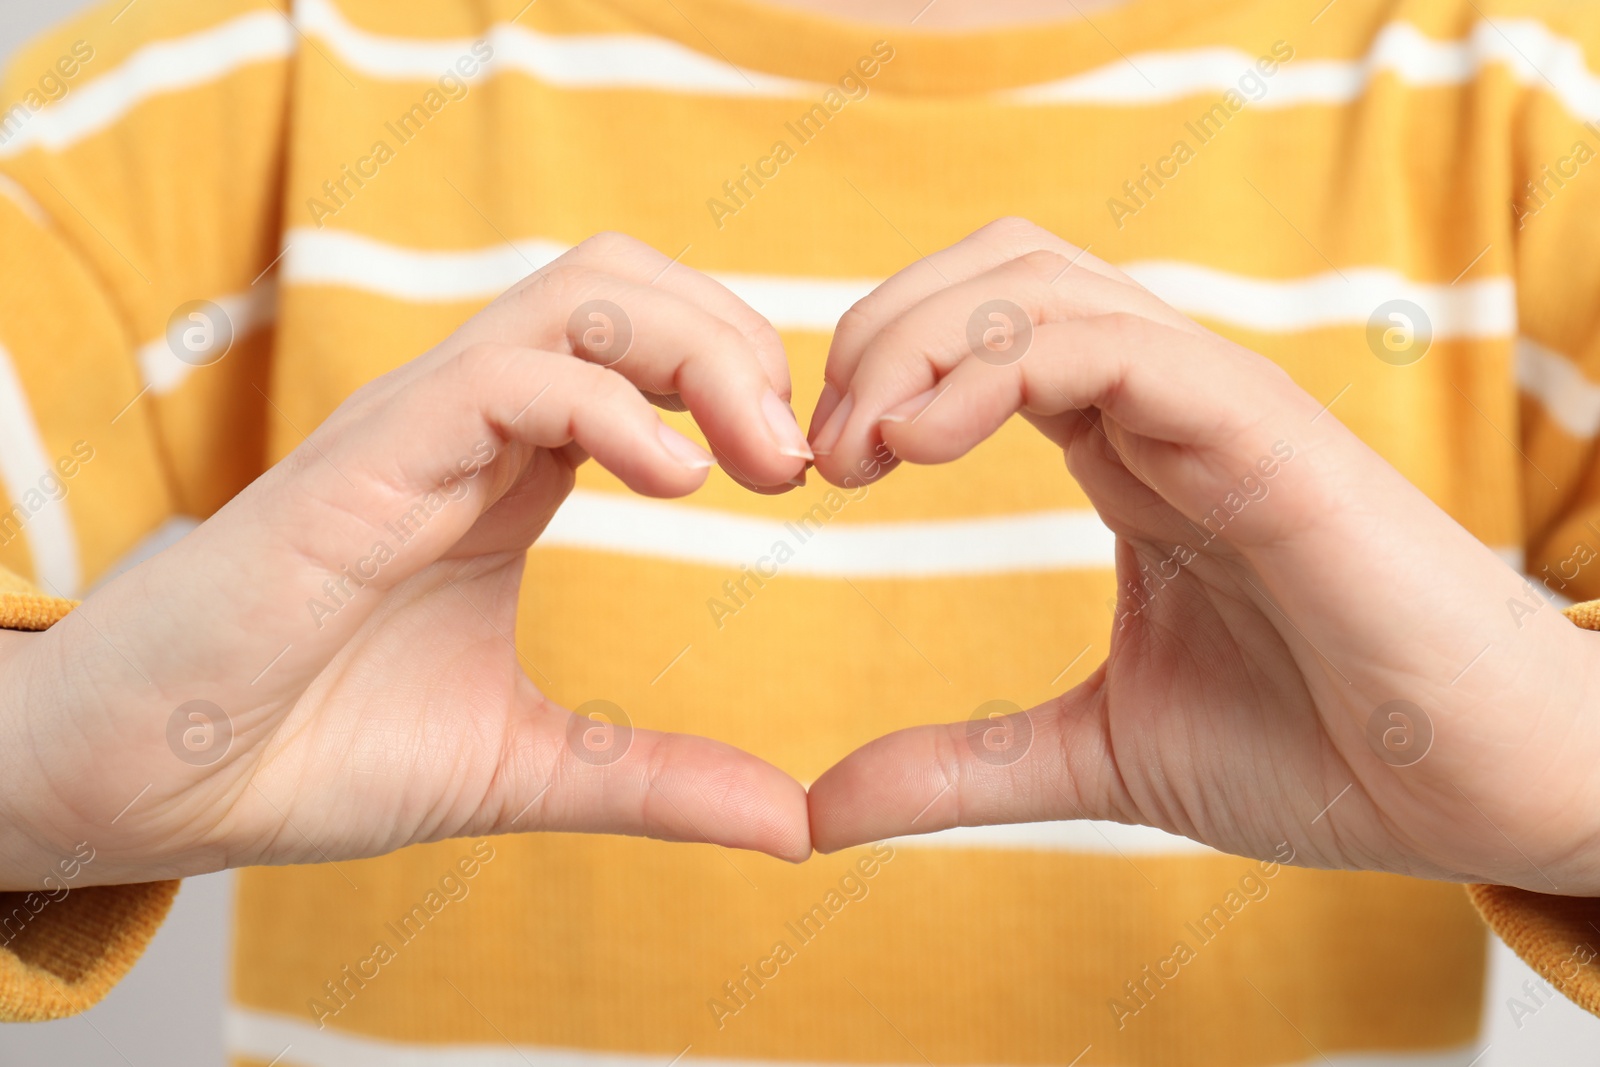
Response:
[[804, 218, 1600, 894]]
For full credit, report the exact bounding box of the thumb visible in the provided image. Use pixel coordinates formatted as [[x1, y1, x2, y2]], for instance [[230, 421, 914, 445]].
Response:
[[806, 675, 1128, 853], [472, 677, 814, 862]]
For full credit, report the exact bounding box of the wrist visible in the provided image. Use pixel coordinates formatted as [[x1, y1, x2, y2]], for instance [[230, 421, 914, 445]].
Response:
[[0, 628, 69, 890], [1553, 613, 1600, 894], [0, 627, 126, 896]]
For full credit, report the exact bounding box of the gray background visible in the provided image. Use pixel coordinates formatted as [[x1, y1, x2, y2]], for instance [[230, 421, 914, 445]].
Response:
[[0, 0, 1597, 1062]]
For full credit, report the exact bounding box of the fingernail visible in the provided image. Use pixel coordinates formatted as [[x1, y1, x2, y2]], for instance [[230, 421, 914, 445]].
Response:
[[657, 423, 715, 470], [808, 382, 842, 440], [786, 470, 808, 488], [761, 390, 814, 460], [810, 393, 853, 458], [880, 387, 940, 425]]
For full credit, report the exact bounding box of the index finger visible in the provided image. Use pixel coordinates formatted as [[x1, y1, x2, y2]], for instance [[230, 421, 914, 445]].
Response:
[[810, 217, 1140, 437], [518, 232, 793, 402]]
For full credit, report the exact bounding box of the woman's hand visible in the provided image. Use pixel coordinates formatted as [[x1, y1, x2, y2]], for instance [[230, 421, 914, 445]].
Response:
[[805, 218, 1600, 894], [0, 233, 815, 889]]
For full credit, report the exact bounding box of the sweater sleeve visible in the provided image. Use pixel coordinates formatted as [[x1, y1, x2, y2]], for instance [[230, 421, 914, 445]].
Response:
[[1465, 600, 1600, 1016], [0, 0, 292, 592], [0, 0, 290, 1016], [0, 566, 178, 1023], [0, 0, 294, 1024]]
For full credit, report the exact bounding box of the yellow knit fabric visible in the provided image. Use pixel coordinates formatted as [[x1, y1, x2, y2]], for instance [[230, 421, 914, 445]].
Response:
[[5, 0, 1600, 1060], [0, 567, 73, 630], [0, 878, 177, 1023]]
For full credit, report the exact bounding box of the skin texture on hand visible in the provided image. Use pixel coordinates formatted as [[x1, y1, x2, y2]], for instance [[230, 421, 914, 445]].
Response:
[[804, 218, 1600, 896], [0, 233, 814, 890]]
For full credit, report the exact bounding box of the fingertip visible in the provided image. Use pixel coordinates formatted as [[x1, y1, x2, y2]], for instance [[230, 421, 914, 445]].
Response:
[[809, 392, 854, 458], [806, 822, 852, 856], [761, 389, 815, 461], [776, 836, 815, 864], [813, 425, 900, 489], [697, 423, 811, 491], [804, 762, 874, 855], [712, 449, 812, 494], [807, 824, 865, 856], [656, 422, 716, 471], [758, 773, 815, 863], [679, 738, 813, 862], [807, 382, 843, 441]]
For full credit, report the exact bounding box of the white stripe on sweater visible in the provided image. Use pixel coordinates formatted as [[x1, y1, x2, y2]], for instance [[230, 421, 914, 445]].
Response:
[[283, 226, 1517, 339], [2, 2, 1595, 162], [0, 342, 80, 594], [225, 1006, 1484, 1067]]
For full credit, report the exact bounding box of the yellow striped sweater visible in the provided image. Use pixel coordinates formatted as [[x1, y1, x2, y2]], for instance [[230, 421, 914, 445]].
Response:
[[6, 0, 1600, 1061]]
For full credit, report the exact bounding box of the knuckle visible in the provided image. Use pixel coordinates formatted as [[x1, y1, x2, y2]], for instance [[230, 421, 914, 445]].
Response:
[[1018, 247, 1071, 278], [929, 726, 970, 826], [698, 315, 750, 358], [453, 343, 574, 406], [506, 265, 578, 322], [520, 266, 627, 348], [832, 303, 877, 351], [1087, 311, 1157, 347], [454, 340, 522, 380], [981, 215, 1045, 246], [674, 320, 756, 395], [869, 315, 931, 369], [536, 263, 600, 306], [637, 735, 681, 839], [561, 351, 604, 383], [734, 304, 783, 344], [329, 371, 397, 421], [1098, 310, 1151, 334], [575, 230, 641, 264], [575, 358, 634, 403]]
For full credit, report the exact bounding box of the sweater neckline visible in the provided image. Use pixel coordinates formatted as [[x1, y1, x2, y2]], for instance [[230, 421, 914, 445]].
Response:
[[592, 0, 1246, 97]]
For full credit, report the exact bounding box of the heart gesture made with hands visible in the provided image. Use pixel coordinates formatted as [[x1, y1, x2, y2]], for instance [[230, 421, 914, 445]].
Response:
[[5, 219, 1596, 897]]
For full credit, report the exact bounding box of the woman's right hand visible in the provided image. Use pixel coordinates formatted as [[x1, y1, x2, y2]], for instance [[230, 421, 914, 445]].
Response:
[[0, 233, 816, 889]]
